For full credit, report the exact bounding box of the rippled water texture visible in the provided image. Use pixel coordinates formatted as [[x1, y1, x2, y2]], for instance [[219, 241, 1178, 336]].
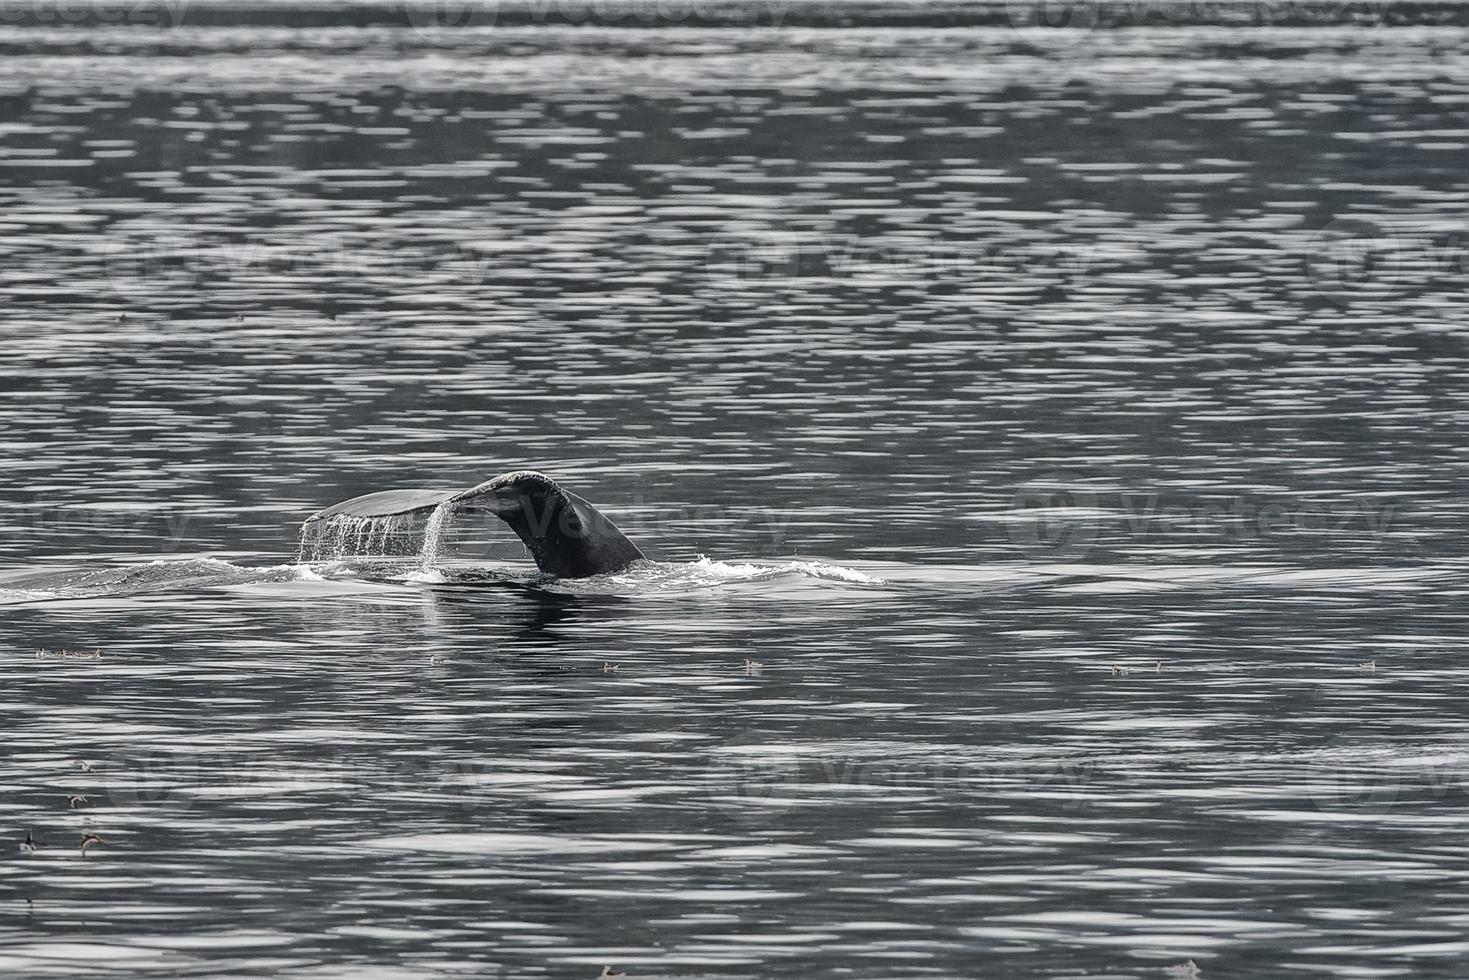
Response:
[[2, 6, 1469, 978]]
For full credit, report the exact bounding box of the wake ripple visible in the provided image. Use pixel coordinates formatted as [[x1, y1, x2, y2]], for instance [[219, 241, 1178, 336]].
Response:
[[0, 557, 307, 603]]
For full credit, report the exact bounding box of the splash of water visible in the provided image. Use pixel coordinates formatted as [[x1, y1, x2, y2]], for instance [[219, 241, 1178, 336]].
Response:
[[419, 503, 455, 572], [296, 503, 462, 568], [297, 512, 421, 562]]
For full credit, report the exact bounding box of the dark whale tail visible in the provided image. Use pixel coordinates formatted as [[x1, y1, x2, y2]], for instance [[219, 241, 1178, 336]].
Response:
[[305, 471, 644, 578]]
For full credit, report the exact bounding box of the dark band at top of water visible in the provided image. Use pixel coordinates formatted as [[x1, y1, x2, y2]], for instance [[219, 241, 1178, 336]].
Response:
[[5, 0, 1468, 29]]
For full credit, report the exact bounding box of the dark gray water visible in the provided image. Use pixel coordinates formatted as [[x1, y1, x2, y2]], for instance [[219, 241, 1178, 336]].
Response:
[[2, 6, 1469, 978]]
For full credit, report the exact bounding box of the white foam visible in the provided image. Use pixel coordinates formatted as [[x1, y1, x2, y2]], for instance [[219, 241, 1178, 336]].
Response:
[[689, 555, 767, 579], [783, 560, 886, 584], [665, 556, 885, 586]]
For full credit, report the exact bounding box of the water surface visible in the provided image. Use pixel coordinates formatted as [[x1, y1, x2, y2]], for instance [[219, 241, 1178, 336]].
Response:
[[2, 8, 1469, 978]]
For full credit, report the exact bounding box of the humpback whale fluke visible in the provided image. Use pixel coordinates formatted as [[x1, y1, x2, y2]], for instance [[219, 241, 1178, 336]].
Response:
[[304, 471, 645, 579]]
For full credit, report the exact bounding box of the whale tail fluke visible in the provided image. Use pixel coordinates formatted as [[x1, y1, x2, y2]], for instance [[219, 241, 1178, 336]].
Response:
[[304, 471, 644, 578], [305, 487, 463, 522]]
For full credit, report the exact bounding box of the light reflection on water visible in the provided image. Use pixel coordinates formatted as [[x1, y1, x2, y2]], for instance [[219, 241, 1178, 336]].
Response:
[[3, 9, 1469, 979]]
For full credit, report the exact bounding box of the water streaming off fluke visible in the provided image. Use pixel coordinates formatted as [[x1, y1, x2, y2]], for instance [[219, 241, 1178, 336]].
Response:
[[297, 512, 426, 562], [418, 502, 455, 572]]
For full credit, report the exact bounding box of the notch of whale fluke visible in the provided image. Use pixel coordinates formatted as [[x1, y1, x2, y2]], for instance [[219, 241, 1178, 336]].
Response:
[[303, 471, 645, 579]]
